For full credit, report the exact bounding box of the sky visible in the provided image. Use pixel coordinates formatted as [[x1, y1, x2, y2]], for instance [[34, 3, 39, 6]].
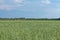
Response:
[[0, 0, 60, 18]]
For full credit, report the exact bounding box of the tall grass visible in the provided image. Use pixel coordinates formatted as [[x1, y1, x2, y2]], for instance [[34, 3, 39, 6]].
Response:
[[0, 20, 60, 40]]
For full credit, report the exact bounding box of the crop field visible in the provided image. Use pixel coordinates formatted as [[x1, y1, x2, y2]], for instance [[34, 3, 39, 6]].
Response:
[[0, 20, 60, 40]]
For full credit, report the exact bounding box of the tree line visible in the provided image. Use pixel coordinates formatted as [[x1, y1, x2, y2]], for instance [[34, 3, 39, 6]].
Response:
[[0, 18, 60, 20]]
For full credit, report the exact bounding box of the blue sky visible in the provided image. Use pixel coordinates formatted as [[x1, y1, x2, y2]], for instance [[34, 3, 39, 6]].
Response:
[[0, 0, 60, 18]]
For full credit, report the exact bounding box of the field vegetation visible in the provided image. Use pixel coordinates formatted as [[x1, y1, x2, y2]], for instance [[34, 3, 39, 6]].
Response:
[[0, 20, 60, 40]]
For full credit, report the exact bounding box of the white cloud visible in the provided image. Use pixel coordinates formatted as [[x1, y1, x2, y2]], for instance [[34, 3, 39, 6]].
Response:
[[0, 0, 25, 10], [44, 8, 60, 13], [43, 8, 60, 18], [15, 0, 23, 3], [41, 0, 51, 5]]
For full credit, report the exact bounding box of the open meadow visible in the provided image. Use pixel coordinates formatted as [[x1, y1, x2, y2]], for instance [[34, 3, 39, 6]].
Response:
[[0, 20, 60, 40]]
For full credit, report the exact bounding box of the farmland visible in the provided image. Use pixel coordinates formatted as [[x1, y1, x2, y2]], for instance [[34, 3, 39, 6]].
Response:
[[0, 20, 60, 40]]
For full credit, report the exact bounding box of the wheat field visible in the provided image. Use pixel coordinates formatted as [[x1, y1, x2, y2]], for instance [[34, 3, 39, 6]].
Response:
[[0, 20, 60, 40]]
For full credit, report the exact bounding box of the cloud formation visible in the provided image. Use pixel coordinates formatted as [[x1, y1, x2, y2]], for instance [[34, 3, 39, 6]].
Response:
[[40, 0, 51, 5], [15, 0, 23, 3], [0, 0, 25, 10]]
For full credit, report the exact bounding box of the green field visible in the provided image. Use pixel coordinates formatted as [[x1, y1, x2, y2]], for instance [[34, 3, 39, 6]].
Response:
[[0, 20, 60, 40]]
